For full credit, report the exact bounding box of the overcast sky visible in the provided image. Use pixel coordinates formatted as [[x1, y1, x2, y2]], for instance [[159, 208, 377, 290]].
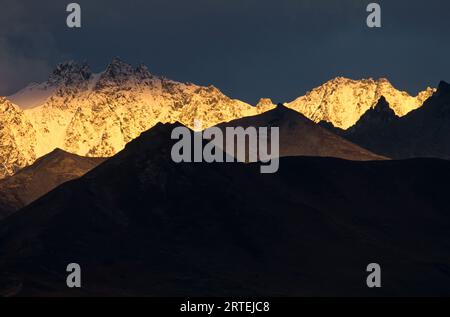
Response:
[[1, 0, 449, 104]]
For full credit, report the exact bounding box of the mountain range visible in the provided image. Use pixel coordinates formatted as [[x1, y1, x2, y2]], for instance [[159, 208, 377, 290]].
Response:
[[322, 81, 450, 159], [0, 103, 384, 220], [285, 77, 435, 129], [214, 105, 385, 161], [0, 123, 449, 296], [0, 59, 442, 178], [1, 60, 450, 296], [0, 58, 274, 178]]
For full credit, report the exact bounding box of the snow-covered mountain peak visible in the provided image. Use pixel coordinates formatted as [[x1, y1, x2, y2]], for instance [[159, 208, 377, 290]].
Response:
[[1, 60, 439, 179], [135, 63, 153, 80], [286, 77, 435, 129], [255, 98, 276, 113], [7, 61, 93, 109], [48, 61, 92, 86], [94, 58, 159, 90], [1, 59, 269, 178], [104, 57, 134, 77]]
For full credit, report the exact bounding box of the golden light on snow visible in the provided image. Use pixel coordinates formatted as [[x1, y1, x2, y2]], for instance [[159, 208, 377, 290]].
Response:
[[0, 62, 435, 180], [285, 77, 435, 129]]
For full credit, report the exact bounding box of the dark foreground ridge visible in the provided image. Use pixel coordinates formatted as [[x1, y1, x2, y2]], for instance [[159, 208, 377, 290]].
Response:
[[216, 104, 386, 161], [0, 123, 449, 296], [0, 149, 105, 220]]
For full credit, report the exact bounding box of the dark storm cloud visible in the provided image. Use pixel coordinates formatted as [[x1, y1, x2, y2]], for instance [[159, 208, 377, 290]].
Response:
[[1, 0, 449, 103], [0, 1, 58, 93]]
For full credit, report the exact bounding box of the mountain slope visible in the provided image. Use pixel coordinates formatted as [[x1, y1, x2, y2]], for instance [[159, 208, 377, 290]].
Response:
[[214, 104, 386, 161], [286, 77, 435, 129], [23, 59, 274, 158], [0, 149, 105, 220], [0, 97, 37, 178], [0, 59, 274, 178], [0, 123, 449, 296], [329, 82, 450, 159]]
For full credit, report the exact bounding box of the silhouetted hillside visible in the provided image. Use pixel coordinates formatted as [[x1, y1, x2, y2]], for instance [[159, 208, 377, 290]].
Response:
[[0, 149, 105, 220], [0, 123, 449, 296], [215, 104, 386, 161]]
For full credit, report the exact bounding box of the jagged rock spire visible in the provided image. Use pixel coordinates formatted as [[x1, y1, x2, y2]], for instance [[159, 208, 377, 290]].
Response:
[[48, 61, 92, 85]]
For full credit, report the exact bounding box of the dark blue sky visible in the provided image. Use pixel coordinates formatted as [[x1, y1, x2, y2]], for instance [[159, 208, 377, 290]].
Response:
[[1, 0, 449, 104]]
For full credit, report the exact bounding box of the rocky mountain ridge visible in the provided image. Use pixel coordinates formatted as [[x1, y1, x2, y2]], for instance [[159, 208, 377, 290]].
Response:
[[321, 81, 450, 159], [285, 77, 435, 129], [1, 58, 274, 178], [1, 60, 441, 179]]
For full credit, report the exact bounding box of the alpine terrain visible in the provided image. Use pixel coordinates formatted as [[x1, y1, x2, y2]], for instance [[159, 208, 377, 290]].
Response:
[[0, 58, 274, 179], [322, 81, 450, 159], [214, 104, 385, 161], [0, 123, 449, 296], [285, 77, 435, 129]]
